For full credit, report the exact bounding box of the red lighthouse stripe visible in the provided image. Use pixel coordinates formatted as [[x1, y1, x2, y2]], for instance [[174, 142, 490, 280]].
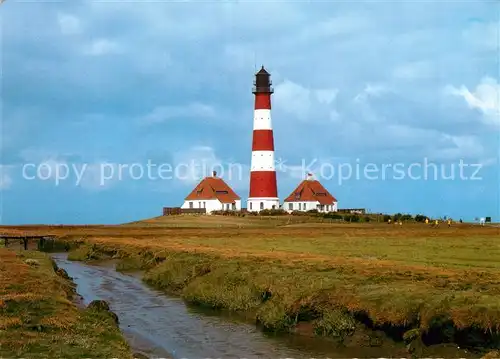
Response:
[[249, 171, 278, 198], [252, 130, 274, 151], [254, 93, 271, 110]]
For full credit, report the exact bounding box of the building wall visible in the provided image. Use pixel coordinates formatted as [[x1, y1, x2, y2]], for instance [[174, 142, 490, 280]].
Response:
[[221, 200, 242, 212], [283, 201, 338, 213], [181, 199, 241, 214], [247, 197, 280, 212]]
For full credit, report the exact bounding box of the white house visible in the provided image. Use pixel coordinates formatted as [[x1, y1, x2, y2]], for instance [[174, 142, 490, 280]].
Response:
[[181, 171, 241, 214], [283, 174, 338, 213]]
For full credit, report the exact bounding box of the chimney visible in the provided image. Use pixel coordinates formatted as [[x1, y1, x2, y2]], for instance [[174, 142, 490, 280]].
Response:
[[306, 172, 313, 180], [212, 171, 217, 177]]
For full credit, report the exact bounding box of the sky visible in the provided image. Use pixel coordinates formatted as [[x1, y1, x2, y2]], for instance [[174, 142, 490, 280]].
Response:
[[0, 0, 499, 224]]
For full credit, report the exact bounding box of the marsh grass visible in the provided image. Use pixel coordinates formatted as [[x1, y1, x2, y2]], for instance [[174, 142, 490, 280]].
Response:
[[0, 249, 133, 359], [2, 217, 500, 353]]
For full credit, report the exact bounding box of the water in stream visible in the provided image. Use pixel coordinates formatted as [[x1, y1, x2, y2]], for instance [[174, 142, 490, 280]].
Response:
[[52, 253, 406, 359]]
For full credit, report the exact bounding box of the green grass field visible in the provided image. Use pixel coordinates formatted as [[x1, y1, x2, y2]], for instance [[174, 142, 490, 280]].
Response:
[[2, 215, 499, 357]]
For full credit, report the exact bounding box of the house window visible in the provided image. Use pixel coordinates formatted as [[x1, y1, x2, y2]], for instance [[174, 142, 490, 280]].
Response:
[[203, 202, 206, 208], [303, 203, 307, 210], [232, 203, 236, 210], [250, 202, 253, 210], [260, 202, 264, 210], [189, 202, 193, 208], [289, 203, 293, 210], [299, 203, 301, 210]]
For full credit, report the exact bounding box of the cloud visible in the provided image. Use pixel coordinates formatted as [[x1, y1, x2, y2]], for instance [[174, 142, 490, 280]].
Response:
[[273, 80, 312, 119], [173, 146, 237, 182], [350, 83, 393, 123], [169, 146, 249, 195], [77, 162, 120, 191], [18, 149, 120, 191], [392, 61, 433, 81], [2, 1, 499, 222], [432, 134, 487, 161], [172, 146, 220, 185], [315, 89, 339, 105], [139, 103, 216, 125], [223, 44, 256, 71], [354, 83, 391, 103], [273, 79, 338, 121], [82, 39, 121, 56], [297, 14, 371, 41], [463, 20, 499, 51], [445, 77, 500, 126], [0, 166, 13, 190], [57, 13, 82, 35]]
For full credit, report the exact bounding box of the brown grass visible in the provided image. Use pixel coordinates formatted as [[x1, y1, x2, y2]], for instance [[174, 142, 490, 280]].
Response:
[[0, 249, 133, 358], [2, 216, 500, 351]]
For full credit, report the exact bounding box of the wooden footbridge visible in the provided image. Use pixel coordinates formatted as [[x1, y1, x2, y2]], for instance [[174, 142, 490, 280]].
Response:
[[0, 234, 58, 250]]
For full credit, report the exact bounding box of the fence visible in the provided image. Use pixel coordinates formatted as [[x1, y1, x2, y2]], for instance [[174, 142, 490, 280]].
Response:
[[162, 207, 207, 215], [337, 208, 366, 214]]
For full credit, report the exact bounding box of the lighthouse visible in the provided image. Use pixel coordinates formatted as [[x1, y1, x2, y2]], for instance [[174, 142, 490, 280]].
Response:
[[247, 66, 280, 212]]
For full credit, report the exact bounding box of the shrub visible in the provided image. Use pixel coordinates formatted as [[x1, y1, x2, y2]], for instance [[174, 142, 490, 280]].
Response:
[[259, 209, 287, 216], [323, 213, 343, 220], [24, 259, 40, 267], [401, 214, 413, 221], [211, 210, 240, 216], [415, 214, 429, 222], [314, 309, 356, 339], [342, 214, 360, 222]]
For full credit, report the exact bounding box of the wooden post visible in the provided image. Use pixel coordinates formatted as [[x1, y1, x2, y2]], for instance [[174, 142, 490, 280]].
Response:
[[23, 237, 28, 250]]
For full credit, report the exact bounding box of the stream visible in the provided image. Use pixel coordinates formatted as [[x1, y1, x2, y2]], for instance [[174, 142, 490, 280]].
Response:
[[51, 253, 406, 359]]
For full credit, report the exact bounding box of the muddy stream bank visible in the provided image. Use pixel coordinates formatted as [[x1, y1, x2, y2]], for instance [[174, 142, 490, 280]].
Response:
[[50, 253, 415, 359]]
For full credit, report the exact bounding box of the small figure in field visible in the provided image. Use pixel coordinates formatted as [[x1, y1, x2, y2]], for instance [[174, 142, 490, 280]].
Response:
[[479, 217, 486, 226], [399, 221, 402, 226], [434, 219, 439, 227], [388, 219, 391, 224], [459, 219, 463, 223], [447, 219, 451, 227], [425, 218, 429, 224]]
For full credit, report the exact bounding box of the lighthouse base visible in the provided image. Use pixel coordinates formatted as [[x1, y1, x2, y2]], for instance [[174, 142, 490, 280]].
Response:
[[247, 197, 281, 212]]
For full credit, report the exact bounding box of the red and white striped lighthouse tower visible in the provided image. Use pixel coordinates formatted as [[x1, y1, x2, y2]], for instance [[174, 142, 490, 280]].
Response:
[[247, 66, 280, 212]]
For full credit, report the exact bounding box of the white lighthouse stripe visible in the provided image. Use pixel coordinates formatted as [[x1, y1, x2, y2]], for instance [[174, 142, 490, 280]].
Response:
[[250, 150, 275, 171], [253, 109, 272, 130]]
